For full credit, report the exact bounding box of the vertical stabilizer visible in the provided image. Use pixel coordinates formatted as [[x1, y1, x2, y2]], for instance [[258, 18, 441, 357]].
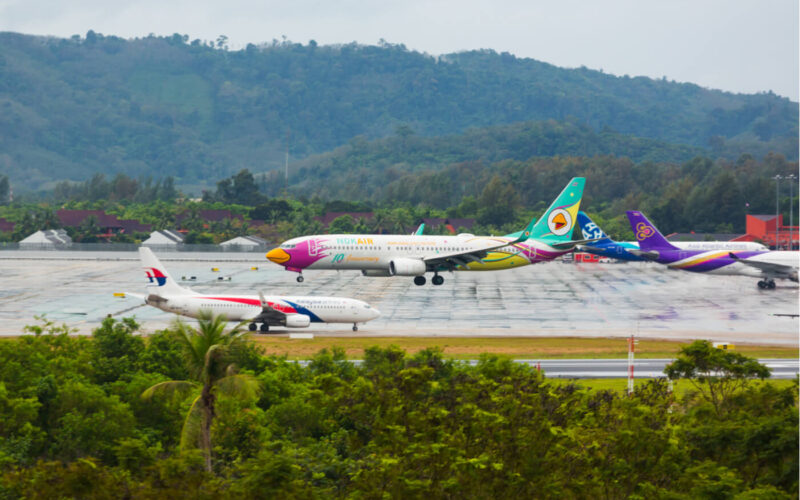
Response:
[[625, 211, 678, 250], [529, 177, 586, 243], [139, 247, 192, 295], [577, 211, 612, 243]]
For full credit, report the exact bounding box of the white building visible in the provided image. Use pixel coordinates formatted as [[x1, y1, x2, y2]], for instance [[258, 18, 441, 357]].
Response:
[[220, 235, 268, 249], [141, 230, 184, 246], [19, 229, 72, 248]]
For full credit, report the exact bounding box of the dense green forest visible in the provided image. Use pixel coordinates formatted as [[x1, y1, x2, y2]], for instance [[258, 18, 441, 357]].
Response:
[[0, 319, 795, 498], [0, 31, 796, 191], [1, 152, 795, 243]]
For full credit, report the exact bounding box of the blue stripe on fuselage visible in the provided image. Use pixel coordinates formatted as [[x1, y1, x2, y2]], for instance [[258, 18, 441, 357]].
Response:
[[285, 300, 324, 323]]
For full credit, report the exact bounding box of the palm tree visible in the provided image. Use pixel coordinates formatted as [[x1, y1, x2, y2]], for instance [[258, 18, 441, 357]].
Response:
[[142, 312, 259, 472]]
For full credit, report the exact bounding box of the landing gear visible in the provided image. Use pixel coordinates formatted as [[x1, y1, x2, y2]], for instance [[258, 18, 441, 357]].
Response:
[[432, 274, 444, 286], [352, 324, 358, 332], [260, 323, 269, 333], [296, 275, 304, 283], [414, 276, 427, 286], [757, 279, 776, 290], [248, 323, 257, 331]]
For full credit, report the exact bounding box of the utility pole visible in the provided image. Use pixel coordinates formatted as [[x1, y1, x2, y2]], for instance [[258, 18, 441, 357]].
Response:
[[788, 174, 797, 250], [627, 335, 637, 396], [773, 175, 782, 248]]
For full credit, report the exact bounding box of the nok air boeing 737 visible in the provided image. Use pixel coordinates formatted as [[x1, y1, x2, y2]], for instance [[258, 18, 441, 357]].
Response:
[[266, 178, 588, 286]]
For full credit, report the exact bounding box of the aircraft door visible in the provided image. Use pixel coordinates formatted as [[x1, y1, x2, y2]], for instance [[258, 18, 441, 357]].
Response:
[[308, 239, 320, 256]]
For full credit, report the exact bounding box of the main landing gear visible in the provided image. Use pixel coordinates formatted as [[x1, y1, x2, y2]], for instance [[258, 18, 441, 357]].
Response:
[[248, 323, 270, 333], [413, 273, 445, 286], [352, 324, 358, 332], [757, 279, 776, 290]]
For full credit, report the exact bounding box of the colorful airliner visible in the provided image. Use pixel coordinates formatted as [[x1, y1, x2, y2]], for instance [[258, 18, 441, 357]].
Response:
[[577, 211, 767, 261], [266, 178, 590, 285], [626, 211, 799, 289], [127, 247, 380, 332]]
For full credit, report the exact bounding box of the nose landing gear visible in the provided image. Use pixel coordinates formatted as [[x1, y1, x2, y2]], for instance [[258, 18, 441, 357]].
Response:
[[296, 275, 304, 283], [352, 324, 358, 332]]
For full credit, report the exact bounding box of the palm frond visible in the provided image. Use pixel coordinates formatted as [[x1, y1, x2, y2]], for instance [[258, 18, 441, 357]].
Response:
[[179, 394, 204, 453], [141, 380, 199, 401], [216, 373, 262, 401]]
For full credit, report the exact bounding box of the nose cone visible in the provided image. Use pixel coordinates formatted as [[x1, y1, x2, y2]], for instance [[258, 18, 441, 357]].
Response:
[[368, 306, 381, 321], [266, 248, 291, 264]]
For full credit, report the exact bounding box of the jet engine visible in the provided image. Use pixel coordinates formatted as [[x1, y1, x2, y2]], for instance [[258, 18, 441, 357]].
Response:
[[284, 314, 311, 328], [389, 258, 427, 276], [362, 269, 392, 277]]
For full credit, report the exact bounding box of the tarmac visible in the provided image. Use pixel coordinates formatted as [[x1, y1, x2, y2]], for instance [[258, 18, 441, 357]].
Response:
[[0, 250, 798, 346]]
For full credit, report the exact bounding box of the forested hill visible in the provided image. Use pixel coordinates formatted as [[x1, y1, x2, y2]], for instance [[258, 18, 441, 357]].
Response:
[[0, 31, 797, 191]]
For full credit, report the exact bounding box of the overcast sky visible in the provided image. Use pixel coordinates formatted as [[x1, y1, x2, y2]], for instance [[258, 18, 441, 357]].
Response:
[[1, 0, 797, 100]]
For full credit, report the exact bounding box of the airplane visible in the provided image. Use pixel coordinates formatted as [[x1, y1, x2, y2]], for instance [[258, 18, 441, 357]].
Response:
[[126, 247, 380, 332], [266, 178, 591, 286], [626, 211, 799, 289], [577, 211, 768, 261]]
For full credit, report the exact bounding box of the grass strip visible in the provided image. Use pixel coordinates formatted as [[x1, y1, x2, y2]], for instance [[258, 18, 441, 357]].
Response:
[[249, 335, 799, 360]]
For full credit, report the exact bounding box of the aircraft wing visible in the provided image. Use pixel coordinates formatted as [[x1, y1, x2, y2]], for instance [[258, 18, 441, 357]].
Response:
[[728, 253, 798, 280], [251, 292, 289, 323], [550, 237, 603, 250], [422, 227, 534, 270]]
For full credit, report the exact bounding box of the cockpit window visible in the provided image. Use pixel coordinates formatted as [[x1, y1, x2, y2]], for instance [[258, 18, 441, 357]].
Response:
[[280, 243, 296, 249]]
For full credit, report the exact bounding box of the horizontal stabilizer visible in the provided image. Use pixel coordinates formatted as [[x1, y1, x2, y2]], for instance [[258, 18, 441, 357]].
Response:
[[629, 249, 660, 260]]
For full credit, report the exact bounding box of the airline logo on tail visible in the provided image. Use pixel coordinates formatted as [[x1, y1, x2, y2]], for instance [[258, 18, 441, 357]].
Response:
[[635, 223, 655, 241], [145, 268, 167, 286], [547, 209, 573, 236]]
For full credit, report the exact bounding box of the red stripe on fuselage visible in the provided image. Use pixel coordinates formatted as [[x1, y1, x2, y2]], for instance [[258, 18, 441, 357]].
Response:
[[195, 296, 298, 313]]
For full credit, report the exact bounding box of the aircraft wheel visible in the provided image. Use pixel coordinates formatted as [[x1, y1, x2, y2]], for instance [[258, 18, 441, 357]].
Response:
[[768, 280, 776, 289], [757, 280, 765, 289], [413, 276, 426, 286], [432, 275, 444, 286], [352, 324, 358, 332], [248, 323, 257, 331], [296, 275, 304, 283], [260, 323, 269, 333]]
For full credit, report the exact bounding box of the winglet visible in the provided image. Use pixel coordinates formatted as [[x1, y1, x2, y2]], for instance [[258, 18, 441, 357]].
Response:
[[625, 211, 678, 251], [511, 217, 536, 243]]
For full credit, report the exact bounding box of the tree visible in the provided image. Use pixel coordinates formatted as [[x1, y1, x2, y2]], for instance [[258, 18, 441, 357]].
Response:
[[664, 340, 771, 414], [142, 312, 259, 472]]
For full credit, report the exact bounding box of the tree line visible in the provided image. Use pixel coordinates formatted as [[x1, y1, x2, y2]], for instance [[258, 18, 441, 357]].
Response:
[[0, 317, 795, 498]]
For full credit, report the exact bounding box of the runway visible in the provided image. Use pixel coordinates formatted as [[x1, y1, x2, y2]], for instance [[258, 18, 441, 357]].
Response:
[[0, 250, 797, 345], [314, 358, 800, 379]]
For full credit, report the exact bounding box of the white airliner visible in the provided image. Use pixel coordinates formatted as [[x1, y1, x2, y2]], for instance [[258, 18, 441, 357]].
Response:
[[267, 178, 591, 285], [127, 248, 380, 332]]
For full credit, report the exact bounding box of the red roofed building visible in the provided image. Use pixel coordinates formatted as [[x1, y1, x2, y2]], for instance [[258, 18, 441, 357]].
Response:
[[0, 218, 15, 233], [56, 210, 151, 236], [313, 212, 375, 228]]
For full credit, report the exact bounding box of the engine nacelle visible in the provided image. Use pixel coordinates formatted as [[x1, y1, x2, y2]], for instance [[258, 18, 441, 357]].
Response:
[[362, 269, 393, 277], [284, 314, 311, 328], [389, 258, 427, 276]]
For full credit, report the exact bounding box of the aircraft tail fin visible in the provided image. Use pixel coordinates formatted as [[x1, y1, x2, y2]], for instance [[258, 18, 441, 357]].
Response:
[[529, 177, 586, 242], [625, 211, 678, 251], [411, 223, 425, 236], [577, 211, 613, 244], [139, 247, 192, 296]]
